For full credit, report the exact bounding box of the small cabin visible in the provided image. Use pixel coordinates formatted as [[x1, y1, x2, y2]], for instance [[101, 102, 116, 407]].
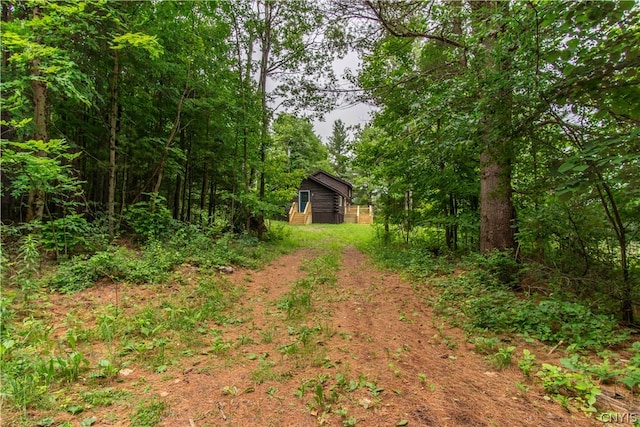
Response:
[[289, 170, 373, 225]]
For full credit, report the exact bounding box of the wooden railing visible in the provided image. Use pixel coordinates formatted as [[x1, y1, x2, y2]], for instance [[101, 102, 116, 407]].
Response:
[[288, 202, 298, 222], [302, 201, 312, 224], [289, 201, 312, 225], [345, 205, 374, 224]]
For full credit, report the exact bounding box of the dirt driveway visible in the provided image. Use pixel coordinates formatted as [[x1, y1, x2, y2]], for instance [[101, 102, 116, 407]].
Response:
[[146, 246, 597, 427], [22, 240, 609, 427]]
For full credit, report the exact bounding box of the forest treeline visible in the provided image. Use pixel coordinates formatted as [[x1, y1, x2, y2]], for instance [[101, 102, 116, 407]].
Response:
[[1, 1, 639, 322]]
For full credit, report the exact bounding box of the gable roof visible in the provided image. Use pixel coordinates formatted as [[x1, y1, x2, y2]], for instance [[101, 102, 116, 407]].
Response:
[[311, 170, 352, 189], [305, 170, 352, 198]]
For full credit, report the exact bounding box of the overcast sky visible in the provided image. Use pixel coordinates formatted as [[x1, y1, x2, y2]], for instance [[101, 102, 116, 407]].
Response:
[[311, 50, 376, 143]]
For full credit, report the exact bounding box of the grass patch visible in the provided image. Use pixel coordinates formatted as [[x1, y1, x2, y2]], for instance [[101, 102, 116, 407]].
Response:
[[130, 399, 166, 426]]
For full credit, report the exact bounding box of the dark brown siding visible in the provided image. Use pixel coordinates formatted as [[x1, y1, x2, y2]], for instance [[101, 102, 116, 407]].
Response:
[[311, 171, 350, 198], [300, 179, 344, 224]]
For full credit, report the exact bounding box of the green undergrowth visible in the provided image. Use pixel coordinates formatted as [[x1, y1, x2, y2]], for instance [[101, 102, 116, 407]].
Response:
[[0, 222, 375, 425], [0, 269, 245, 424], [368, 243, 631, 350], [45, 226, 292, 293], [514, 344, 640, 417], [433, 274, 629, 350], [365, 238, 639, 418]]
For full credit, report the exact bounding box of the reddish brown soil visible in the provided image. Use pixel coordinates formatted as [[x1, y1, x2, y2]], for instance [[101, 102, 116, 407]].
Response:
[[10, 246, 625, 426]]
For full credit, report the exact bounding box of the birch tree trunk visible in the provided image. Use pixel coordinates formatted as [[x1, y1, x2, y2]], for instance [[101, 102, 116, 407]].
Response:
[[255, 0, 274, 237]]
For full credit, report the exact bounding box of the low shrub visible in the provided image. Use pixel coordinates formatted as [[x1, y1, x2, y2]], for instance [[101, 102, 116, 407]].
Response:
[[123, 198, 176, 241], [434, 275, 629, 350], [48, 247, 134, 292]]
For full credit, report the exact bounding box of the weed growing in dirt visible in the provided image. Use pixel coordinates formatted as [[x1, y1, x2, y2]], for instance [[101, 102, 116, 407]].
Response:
[[518, 349, 537, 378], [250, 359, 290, 383], [0, 312, 96, 419], [222, 385, 239, 396], [334, 408, 357, 426], [210, 336, 234, 355], [301, 252, 341, 286], [130, 399, 166, 426], [432, 274, 629, 350], [485, 346, 515, 370], [81, 388, 130, 407], [294, 371, 384, 420], [261, 327, 275, 343], [537, 363, 601, 414], [89, 358, 120, 380], [266, 386, 279, 398], [472, 337, 500, 355], [277, 288, 313, 319], [515, 381, 529, 396]]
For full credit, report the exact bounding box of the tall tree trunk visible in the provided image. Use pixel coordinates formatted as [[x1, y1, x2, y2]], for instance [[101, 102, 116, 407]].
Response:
[[180, 129, 189, 221], [479, 149, 515, 252], [26, 5, 48, 223], [594, 180, 633, 324], [1, 3, 15, 141], [200, 158, 209, 226], [107, 50, 119, 239], [473, 1, 516, 253], [120, 155, 127, 218], [151, 79, 190, 211], [186, 132, 193, 222], [173, 173, 182, 220], [446, 194, 458, 251], [208, 182, 217, 224], [255, 0, 273, 238]]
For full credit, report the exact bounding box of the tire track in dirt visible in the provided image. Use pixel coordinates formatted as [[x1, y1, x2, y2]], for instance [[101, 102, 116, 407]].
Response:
[[321, 246, 599, 427], [157, 248, 319, 427], [47, 245, 601, 427]]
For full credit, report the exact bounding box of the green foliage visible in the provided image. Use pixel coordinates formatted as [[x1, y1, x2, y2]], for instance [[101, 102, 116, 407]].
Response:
[[619, 366, 640, 395], [431, 262, 629, 350], [0, 139, 83, 207], [518, 350, 537, 378], [537, 364, 601, 414], [326, 119, 351, 178], [48, 247, 132, 292], [0, 333, 89, 416], [486, 346, 516, 370], [15, 234, 42, 299], [471, 337, 500, 355], [271, 112, 331, 175], [354, 0, 640, 320], [123, 198, 176, 241], [130, 399, 166, 427], [473, 251, 522, 288], [40, 213, 99, 256], [472, 337, 515, 370], [1, 2, 97, 112], [53, 351, 90, 384], [88, 359, 120, 380], [111, 32, 163, 58], [45, 225, 272, 292]]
